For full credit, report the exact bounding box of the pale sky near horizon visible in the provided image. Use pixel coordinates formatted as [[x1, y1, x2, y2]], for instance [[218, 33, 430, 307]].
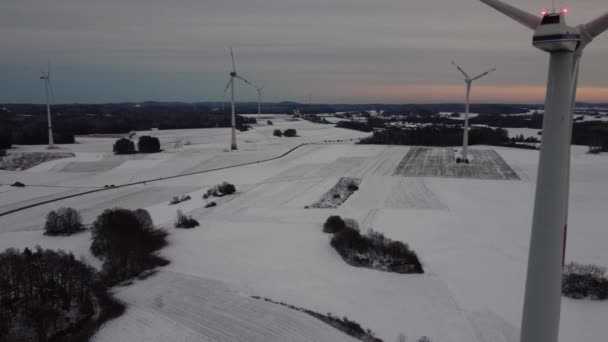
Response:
[[1, 0, 607, 104]]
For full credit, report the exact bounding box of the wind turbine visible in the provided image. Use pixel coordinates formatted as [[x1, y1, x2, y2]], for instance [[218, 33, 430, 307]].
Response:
[[39, 60, 56, 149], [477, 1, 608, 341], [451, 61, 496, 163], [221, 92, 227, 112], [223, 46, 251, 151], [255, 84, 264, 119]]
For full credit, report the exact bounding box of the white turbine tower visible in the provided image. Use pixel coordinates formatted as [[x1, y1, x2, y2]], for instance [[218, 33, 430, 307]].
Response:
[[39, 60, 55, 149], [255, 84, 264, 119], [477, 1, 608, 341], [451, 61, 496, 162], [223, 47, 251, 151]]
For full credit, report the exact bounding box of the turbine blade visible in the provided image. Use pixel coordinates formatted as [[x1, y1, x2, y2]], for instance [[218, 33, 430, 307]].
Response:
[[451, 61, 470, 80], [471, 67, 497, 81], [47, 58, 51, 78], [478, 0, 541, 30], [230, 46, 236, 72], [582, 12, 608, 40], [235, 75, 252, 85], [224, 78, 233, 93]]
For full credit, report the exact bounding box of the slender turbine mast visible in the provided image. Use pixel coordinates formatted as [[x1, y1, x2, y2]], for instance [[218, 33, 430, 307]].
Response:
[[451, 61, 495, 162], [39, 60, 55, 149], [255, 84, 264, 119], [477, 1, 608, 341], [223, 47, 252, 150]]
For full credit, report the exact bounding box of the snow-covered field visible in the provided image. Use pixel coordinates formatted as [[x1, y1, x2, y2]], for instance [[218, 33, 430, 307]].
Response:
[[1, 118, 608, 341], [439, 112, 480, 120]]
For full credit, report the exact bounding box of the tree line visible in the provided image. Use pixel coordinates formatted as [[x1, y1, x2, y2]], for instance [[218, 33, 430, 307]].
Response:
[[0, 103, 256, 146], [113, 135, 161, 154], [359, 126, 509, 147], [0, 247, 120, 341], [0, 206, 170, 341]]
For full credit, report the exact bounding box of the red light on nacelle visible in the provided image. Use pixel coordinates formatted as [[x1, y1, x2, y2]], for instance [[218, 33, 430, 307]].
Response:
[[541, 10, 548, 16], [562, 8, 569, 14]]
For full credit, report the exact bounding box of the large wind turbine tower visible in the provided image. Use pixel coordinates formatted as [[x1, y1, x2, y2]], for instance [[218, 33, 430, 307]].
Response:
[[477, 1, 608, 341], [224, 47, 251, 151], [39, 61, 55, 149], [451, 61, 495, 163]]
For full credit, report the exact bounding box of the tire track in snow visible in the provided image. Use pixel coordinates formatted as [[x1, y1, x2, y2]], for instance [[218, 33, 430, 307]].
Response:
[[0, 143, 312, 217]]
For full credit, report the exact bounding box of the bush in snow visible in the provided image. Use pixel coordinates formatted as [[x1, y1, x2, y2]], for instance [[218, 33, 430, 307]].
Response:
[[175, 210, 199, 229], [205, 182, 237, 198], [273, 129, 283, 137], [283, 128, 297, 137], [218, 181, 236, 195], [137, 135, 161, 153], [267, 120, 273, 125], [562, 262, 608, 300], [44, 207, 85, 235], [309, 177, 361, 209], [236, 124, 250, 132], [418, 337, 432, 342], [205, 201, 217, 208], [329, 223, 423, 274], [113, 138, 136, 155], [169, 194, 191, 205], [90, 208, 169, 285], [323, 215, 346, 234]]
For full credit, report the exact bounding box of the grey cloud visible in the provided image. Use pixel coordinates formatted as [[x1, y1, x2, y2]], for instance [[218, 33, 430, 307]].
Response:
[[0, 0, 606, 103]]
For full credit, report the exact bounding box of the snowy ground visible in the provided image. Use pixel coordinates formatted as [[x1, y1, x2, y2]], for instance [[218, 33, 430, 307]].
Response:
[[504, 127, 542, 140], [0, 151, 75, 171], [439, 112, 480, 120], [1, 118, 607, 341]]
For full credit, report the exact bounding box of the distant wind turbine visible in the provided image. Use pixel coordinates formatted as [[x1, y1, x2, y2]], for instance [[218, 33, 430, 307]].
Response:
[[223, 47, 251, 151], [450, 61, 495, 163], [255, 84, 264, 119], [477, 1, 608, 342], [221, 92, 226, 112], [39, 60, 56, 149]]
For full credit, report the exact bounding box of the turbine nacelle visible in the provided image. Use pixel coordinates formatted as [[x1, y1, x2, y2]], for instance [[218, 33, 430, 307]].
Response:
[[230, 71, 237, 77], [533, 12, 581, 53]]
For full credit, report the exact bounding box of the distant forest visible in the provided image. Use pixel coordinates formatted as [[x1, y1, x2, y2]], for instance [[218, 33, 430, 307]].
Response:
[[360, 126, 512, 147], [0, 102, 256, 147], [1, 101, 607, 148]]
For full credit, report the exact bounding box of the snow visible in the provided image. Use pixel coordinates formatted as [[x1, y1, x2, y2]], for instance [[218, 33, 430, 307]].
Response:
[[0, 152, 75, 171], [94, 271, 360, 342], [1, 120, 608, 341], [439, 112, 480, 120], [505, 127, 542, 140]]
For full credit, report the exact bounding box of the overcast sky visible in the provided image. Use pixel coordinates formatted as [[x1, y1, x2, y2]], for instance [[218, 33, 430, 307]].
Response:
[[1, 0, 607, 104]]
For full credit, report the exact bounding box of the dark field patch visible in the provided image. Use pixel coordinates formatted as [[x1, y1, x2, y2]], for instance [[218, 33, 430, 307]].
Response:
[[394, 147, 519, 180]]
